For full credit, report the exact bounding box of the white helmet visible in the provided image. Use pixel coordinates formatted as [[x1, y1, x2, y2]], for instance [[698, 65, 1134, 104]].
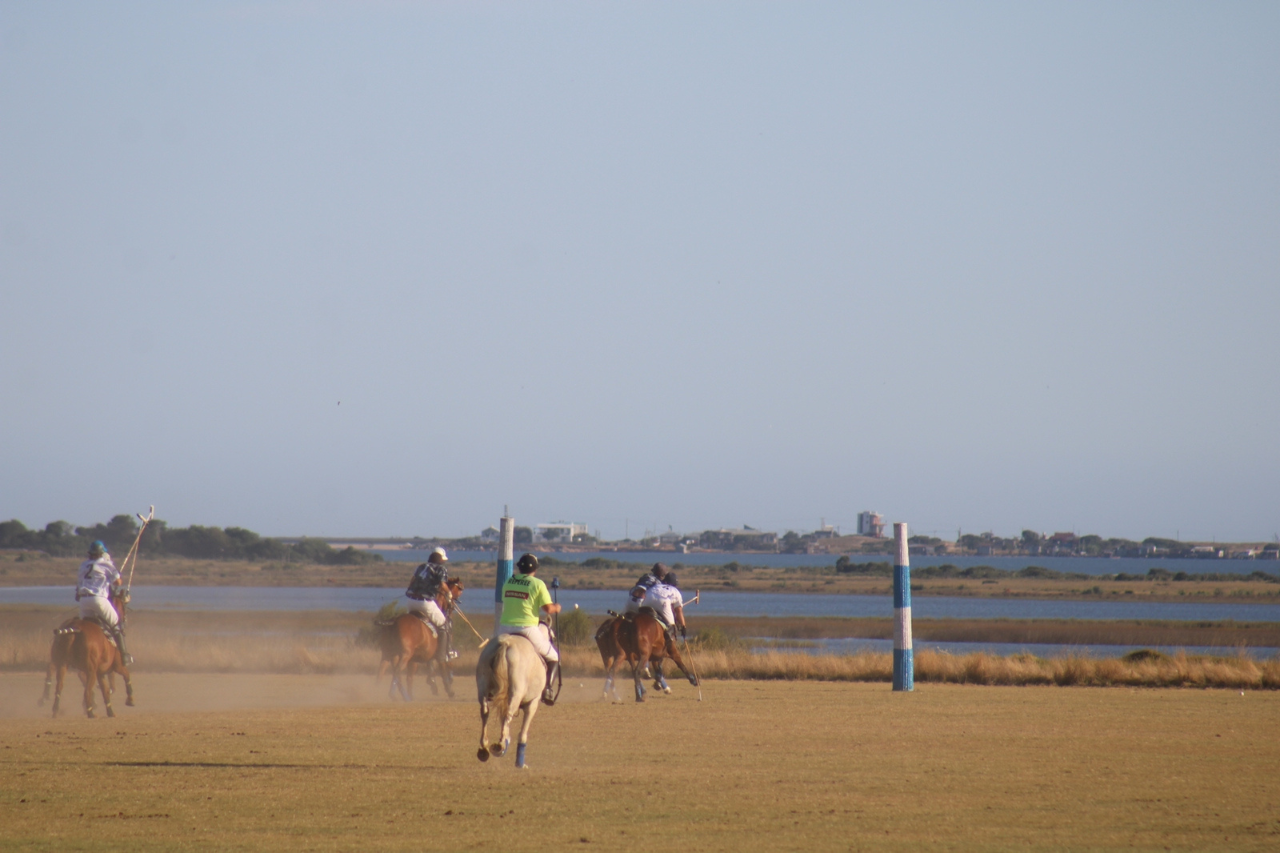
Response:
[[430, 546, 448, 563]]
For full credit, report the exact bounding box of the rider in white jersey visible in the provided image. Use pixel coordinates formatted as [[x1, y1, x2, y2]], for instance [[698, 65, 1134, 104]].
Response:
[[641, 582, 688, 639], [76, 540, 132, 664]]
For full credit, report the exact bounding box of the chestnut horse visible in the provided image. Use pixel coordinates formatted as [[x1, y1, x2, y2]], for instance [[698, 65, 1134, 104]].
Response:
[[376, 579, 463, 701], [595, 608, 697, 703], [39, 594, 134, 718]]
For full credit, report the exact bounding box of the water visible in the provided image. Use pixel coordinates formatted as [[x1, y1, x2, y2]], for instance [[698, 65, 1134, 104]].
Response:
[[376, 549, 1279, 577], [751, 637, 1278, 660], [5, 586, 1278, 622]]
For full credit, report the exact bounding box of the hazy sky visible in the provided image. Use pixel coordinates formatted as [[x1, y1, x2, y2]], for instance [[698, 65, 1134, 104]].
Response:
[[2, 2, 1277, 542]]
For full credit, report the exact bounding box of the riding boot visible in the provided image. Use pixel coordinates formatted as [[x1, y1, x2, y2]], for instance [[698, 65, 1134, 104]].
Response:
[[112, 628, 134, 666], [542, 661, 560, 706], [445, 625, 458, 661]]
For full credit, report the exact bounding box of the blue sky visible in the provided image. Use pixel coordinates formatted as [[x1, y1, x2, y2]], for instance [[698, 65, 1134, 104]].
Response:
[[2, 2, 1277, 541]]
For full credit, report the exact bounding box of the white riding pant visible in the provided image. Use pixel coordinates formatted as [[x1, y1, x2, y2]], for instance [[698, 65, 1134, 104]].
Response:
[[404, 597, 448, 631], [497, 623, 559, 662], [79, 594, 119, 628]]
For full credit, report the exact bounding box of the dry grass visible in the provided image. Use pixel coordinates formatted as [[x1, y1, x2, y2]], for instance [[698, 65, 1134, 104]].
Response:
[[698, 615, 1280, 647], [574, 646, 1280, 690], [4, 606, 1278, 689]]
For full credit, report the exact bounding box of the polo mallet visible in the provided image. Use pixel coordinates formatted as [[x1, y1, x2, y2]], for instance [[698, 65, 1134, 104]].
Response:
[[682, 590, 703, 700], [548, 576, 563, 703], [450, 602, 490, 650], [122, 505, 155, 591]]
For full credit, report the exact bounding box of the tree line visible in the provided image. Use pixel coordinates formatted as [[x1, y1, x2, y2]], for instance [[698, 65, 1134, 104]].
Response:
[[0, 516, 383, 565]]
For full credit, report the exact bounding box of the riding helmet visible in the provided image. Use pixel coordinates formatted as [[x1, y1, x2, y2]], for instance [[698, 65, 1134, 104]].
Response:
[[517, 553, 539, 573]]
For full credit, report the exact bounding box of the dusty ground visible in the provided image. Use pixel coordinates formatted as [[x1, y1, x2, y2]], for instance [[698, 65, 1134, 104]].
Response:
[[1, 673, 1277, 851], [2, 552, 1278, 603]]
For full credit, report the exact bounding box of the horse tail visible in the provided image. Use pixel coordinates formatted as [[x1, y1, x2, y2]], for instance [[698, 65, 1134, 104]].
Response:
[[489, 638, 512, 721]]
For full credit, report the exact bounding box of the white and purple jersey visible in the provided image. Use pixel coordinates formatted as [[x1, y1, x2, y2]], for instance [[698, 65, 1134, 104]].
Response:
[[77, 556, 120, 599], [641, 583, 684, 625]]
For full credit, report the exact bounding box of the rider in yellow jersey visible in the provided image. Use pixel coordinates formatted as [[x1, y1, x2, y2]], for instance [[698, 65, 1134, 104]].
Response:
[[497, 553, 561, 705]]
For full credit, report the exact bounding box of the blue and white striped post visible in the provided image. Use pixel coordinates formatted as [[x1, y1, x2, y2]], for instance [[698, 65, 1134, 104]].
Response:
[[494, 514, 514, 633], [892, 521, 914, 691]]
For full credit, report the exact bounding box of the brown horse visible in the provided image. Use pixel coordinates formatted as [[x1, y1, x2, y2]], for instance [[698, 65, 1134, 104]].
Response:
[[376, 579, 463, 701], [39, 599, 134, 718], [595, 608, 697, 703]]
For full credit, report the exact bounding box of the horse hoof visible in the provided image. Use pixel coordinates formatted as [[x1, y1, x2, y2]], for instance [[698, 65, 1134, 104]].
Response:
[[86, 710, 95, 719], [489, 739, 508, 758], [106, 706, 115, 718], [662, 687, 672, 694], [126, 698, 135, 707], [477, 748, 490, 762]]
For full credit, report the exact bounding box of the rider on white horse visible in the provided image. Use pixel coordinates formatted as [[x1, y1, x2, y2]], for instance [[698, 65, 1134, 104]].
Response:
[[403, 547, 456, 660], [497, 553, 561, 706], [76, 540, 132, 664]]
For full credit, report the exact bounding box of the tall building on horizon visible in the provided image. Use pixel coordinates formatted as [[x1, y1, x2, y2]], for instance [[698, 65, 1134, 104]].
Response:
[[858, 511, 885, 538]]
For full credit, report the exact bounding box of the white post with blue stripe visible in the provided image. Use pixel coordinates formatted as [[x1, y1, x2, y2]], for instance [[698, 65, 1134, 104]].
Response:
[[494, 514, 514, 633], [892, 521, 914, 691]]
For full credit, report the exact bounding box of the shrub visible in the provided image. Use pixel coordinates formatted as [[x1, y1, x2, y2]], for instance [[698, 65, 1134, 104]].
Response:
[[557, 607, 594, 646], [1123, 648, 1170, 663], [693, 625, 744, 651]]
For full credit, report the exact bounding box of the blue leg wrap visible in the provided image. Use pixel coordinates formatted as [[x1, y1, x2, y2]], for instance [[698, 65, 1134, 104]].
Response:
[[515, 743, 527, 768]]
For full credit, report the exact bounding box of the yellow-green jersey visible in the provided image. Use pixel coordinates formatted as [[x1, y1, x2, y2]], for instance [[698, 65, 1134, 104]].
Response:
[[499, 572, 552, 627]]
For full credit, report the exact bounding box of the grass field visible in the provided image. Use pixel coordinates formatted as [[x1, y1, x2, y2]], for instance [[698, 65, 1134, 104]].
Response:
[[1, 674, 1277, 851]]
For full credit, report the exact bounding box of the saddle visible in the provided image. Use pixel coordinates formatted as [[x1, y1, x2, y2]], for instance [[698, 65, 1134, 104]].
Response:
[[54, 617, 118, 647], [375, 613, 438, 637]]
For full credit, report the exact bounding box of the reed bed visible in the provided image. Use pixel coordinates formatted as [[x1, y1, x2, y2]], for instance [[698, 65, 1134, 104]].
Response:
[[4, 608, 1278, 689], [558, 644, 1280, 689]]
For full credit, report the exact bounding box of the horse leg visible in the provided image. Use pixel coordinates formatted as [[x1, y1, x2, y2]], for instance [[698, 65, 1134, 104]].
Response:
[[39, 659, 56, 707], [419, 659, 439, 697], [51, 664, 66, 718], [99, 670, 115, 717], [476, 695, 492, 762], [495, 687, 524, 759], [653, 659, 671, 694], [600, 653, 616, 701], [392, 655, 411, 701], [441, 653, 455, 699], [82, 669, 96, 718], [633, 655, 647, 703], [611, 658, 625, 703], [665, 642, 699, 685], [120, 665, 135, 707], [515, 700, 540, 770]]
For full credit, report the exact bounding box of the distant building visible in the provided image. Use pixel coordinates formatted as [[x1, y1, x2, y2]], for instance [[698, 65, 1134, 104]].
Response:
[[480, 526, 499, 543], [699, 527, 778, 550], [857, 512, 884, 538], [533, 522, 589, 543], [810, 521, 839, 539]]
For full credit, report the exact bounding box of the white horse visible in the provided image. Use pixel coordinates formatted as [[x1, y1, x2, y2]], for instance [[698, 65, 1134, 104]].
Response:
[[475, 634, 547, 769]]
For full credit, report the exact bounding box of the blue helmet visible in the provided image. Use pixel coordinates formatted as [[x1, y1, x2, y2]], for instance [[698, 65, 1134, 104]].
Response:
[[89, 540, 108, 557]]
